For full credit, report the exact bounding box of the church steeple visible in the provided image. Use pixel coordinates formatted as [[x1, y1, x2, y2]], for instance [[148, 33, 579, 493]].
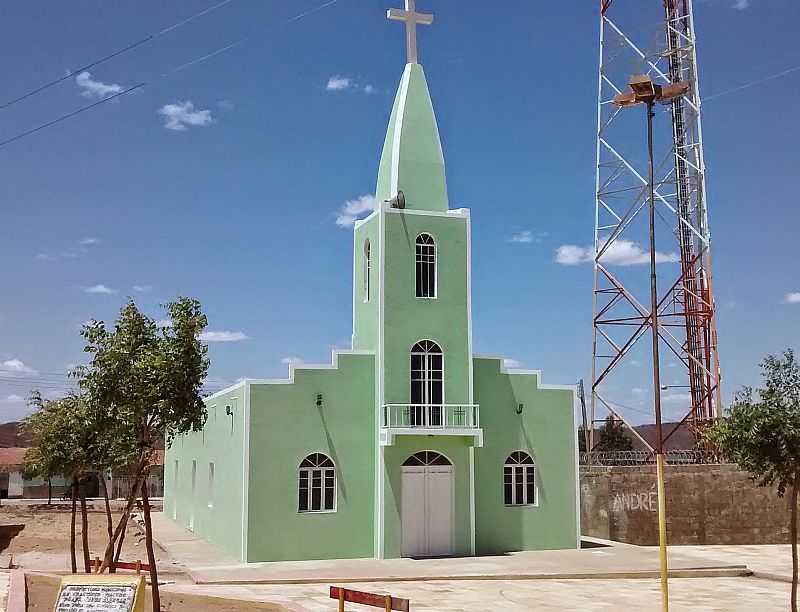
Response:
[[376, 2, 448, 212]]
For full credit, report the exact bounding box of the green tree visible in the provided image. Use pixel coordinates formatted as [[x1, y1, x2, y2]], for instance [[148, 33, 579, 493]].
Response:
[[595, 416, 634, 452], [80, 298, 209, 611], [705, 349, 800, 612], [23, 393, 95, 573]]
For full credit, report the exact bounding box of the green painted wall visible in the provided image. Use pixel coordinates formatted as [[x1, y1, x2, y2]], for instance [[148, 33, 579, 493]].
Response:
[[376, 64, 448, 212], [353, 214, 379, 352], [382, 211, 471, 406], [472, 357, 578, 553], [163, 386, 246, 560], [246, 353, 376, 562], [382, 436, 473, 558]]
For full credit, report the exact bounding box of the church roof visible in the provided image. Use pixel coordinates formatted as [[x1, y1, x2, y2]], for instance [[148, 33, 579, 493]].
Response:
[[375, 63, 448, 212]]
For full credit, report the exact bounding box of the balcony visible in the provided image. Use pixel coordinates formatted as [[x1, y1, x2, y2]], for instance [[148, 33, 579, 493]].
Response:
[[380, 404, 483, 446]]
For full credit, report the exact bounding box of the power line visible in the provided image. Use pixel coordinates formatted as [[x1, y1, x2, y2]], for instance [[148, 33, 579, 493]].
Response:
[[163, 0, 338, 76], [0, 83, 145, 149], [0, 0, 340, 151], [0, 0, 237, 111], [0, 37, 153, 110], [704, 63, 800, 102]]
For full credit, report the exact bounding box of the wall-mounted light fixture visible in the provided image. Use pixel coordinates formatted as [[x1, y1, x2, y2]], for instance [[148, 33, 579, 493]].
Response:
[[516, 403, 524, 415], [315, 393, 324, 408]]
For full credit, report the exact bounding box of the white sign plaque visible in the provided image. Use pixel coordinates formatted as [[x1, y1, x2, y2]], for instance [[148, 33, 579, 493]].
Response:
[[55, 584, 136, 612]]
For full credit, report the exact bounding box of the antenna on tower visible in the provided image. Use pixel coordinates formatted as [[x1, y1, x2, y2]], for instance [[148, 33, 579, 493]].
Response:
[[589, 0, 722, 453]]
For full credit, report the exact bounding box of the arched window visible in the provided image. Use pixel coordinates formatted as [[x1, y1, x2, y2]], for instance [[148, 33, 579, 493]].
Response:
[[415, 233, 436, 298], [504, 451, 536, 506], [410, 340, 443, 426], [298, 453, 336, 512], [364, 239, 371, 302], [402, 451, 452, 466]]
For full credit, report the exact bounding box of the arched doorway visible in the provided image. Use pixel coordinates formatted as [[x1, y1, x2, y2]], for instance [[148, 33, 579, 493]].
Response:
[[401, 451, 453, 558]]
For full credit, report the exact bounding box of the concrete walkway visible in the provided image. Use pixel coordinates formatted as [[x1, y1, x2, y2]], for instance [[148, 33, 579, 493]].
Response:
[[0, 572, 8, 612], [163, 576, 790, 612], [149, 513, 749, 585]]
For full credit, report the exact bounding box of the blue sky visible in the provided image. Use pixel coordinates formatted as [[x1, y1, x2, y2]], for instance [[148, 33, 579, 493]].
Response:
[[0, 0, 798, 423]]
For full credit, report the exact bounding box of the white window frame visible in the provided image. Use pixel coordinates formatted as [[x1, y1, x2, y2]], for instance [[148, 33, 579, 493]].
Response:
[[415, 233, 437, 299], [410, 340, 445, 404], [298, 453, 337, 514], [364, 239, 371, 303], [503, 451, 538, 507], [207, 462, 215, 509], [410, 340, 444, 427]]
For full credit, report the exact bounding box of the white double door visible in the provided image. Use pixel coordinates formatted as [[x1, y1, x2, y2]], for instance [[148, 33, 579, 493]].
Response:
[[401, 464, 454, 557]]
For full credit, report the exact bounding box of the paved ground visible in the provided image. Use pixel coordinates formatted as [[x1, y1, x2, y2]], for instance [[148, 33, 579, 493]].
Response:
[[150, 513, 749, 585], [146, 514, 799, 610], [0, 572, 7, 612], [165, 576, 790, 611]]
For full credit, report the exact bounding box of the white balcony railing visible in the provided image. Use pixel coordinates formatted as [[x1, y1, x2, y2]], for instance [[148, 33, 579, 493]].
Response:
[[382, 404, 480, 430]]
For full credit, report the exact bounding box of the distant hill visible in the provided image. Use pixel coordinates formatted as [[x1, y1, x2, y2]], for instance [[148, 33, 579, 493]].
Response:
[[0, 421, 32, 447], [0, 420, 165, 450]]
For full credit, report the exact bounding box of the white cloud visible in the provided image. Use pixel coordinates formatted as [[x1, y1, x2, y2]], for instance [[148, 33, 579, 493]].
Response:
[[663, 392, 691, 403], [510, 231, 534, 244], [281, 356, 305, 366], [336, 194, 377, 227], [326, 75, 352, 91], [34, 253, 55, 262], [326, 75, 375, 94], [632, 387, 646, 395], [79, 237, 99, 246], [84, 284, 116, 295], [6, 394, 24, 403], [503, 358, 522, 369], [156, 319, 173, 328], [784, 292, 800, 304], [732, 0, 749, 8], [508, 230, 547, 244], [200, 330, 248, 343], [555, 240, 679, 266], [75, 71, 123, 99], [158, 101, 213, 131], [0, 359, 37, 377], [133, 285, 152, 293]]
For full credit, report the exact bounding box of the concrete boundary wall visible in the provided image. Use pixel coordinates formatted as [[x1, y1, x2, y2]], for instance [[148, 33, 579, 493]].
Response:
[[580, 464, 791, 545]]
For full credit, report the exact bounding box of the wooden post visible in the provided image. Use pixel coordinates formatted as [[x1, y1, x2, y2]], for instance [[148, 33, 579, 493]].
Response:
[[338, 588, 345, 612], [94, 557, 101, 573], [135, 560, 141, 575], [385, 595, 392, 612]]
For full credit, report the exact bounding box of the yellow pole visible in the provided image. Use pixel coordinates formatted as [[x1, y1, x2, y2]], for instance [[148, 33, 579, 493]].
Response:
[[338, 588, 345, 612], [656, 453, 669, 611]]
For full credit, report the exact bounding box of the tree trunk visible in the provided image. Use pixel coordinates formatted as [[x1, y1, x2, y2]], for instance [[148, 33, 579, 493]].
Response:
[[100, 473, 113, 542], [70, 478, 78, 574], [48, 478, 52, 505], [99, 471, 143, 573], [141, 482, 161, 612], [792, 477, 798, 612], [112, 477, 140, 572], [80, 481, 91, 573]]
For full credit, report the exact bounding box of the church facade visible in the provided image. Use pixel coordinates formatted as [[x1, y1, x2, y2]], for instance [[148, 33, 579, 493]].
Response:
[[164, 4, 578, 563]]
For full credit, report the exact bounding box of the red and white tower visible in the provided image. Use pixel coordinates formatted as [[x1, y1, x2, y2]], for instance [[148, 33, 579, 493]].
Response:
[[590, 0, 722, 451]]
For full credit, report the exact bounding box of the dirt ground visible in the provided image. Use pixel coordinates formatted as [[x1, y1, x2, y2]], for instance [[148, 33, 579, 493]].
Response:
[[0, 503, 175, 574]]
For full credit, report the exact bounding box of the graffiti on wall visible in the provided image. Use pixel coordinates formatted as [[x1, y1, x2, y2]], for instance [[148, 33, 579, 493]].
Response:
[[612, 484, 657, 513]]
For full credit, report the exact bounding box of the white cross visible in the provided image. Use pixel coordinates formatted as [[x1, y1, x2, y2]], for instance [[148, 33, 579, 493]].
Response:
[[387, 0, 434, 64]]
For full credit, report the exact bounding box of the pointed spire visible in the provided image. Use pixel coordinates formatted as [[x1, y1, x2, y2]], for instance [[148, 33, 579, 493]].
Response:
[[375, 64, 448, 212]]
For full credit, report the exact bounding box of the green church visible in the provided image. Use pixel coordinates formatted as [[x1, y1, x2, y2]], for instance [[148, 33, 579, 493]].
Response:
[[164, 1, 578, 563]]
